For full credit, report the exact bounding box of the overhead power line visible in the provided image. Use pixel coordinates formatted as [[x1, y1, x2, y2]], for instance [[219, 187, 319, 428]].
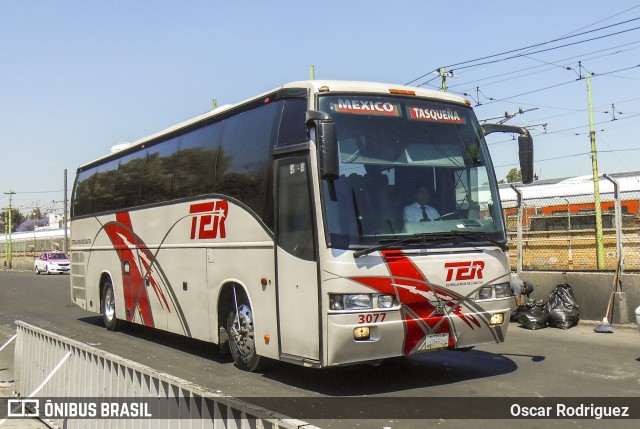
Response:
[[406, 16, 640, 85]]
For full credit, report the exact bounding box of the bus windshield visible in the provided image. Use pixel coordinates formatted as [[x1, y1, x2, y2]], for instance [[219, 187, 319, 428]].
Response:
[[318, 94, 506, 249]]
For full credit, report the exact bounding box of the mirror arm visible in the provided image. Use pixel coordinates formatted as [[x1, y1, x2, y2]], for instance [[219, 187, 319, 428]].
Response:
[[481, 123, 530, 137]]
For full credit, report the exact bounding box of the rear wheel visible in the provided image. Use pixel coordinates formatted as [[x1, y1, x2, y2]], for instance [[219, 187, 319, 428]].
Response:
[[102, 281, 124, 331], [34, 265, 39, 275], [227, 298, 267, 372]]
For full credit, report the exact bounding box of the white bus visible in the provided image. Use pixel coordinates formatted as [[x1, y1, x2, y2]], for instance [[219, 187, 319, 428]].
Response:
[[70, 80, 533, 371]]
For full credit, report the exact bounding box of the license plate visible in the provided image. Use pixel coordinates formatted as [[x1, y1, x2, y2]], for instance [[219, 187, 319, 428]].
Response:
[[422, 333, 449, 350]]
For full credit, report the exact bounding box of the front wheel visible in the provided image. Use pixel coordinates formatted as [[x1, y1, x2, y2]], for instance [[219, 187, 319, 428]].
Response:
[[102, 281, 124, 331], [227, 301, 267, 372], [34, 265, 40, 275]]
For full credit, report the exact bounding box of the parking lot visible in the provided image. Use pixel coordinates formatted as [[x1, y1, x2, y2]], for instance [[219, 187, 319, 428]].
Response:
[[0, 270, 639, 428]]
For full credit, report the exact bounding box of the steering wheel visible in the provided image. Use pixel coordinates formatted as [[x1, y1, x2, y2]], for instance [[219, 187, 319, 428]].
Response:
[[435, 211, 465, 221]]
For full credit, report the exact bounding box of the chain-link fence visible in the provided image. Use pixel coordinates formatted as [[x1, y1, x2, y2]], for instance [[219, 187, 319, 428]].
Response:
[[0, 229, 68, 269], [502, 172, 640, 272]]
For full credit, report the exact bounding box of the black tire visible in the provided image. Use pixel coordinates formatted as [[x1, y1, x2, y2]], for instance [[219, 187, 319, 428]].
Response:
[[34, 265, 39, 275], [226, 298, 267, 372], [102, 281, 124, 331]]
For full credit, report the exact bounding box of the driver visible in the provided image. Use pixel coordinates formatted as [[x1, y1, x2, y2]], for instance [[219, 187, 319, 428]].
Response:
[[403, 186, 440, 223]]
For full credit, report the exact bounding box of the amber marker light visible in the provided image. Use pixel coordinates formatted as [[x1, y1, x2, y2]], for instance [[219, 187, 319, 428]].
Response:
[[389, 88, 416, 95]]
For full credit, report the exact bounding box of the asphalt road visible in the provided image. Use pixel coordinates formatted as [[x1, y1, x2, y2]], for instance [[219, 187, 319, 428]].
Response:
[[1, 270, 639, 429]]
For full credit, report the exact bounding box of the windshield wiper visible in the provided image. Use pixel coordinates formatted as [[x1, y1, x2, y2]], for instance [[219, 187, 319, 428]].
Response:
[[353, 233, 454, 258], [352, 231, 507, 258], [437, 230, 508, 251]]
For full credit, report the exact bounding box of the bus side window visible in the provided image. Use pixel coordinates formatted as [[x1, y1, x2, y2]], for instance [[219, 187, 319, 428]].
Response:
[[216, 102, 280, 229], [73, 169, 97, 217], [277, 98, 308, 146], [278, 161, 315, 261], [113, 151, 146, 210], [174, 122, 221, 199], [141, 139, 178, 205], [92, 159, 119, 214]]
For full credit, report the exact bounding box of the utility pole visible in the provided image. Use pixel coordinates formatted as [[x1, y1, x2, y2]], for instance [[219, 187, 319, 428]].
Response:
[[3, 190, 16, 269], [586, 71, 605, 269], [435, 67, 455, 92], [64, 169, 68, 253]]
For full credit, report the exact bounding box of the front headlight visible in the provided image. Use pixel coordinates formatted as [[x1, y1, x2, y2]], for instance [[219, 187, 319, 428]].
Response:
[[494, 282, 511, 298], [377, 294, 395, 308], [478, 287, 493, 300], [344, 294, 372, 309], [330, 294, 374, 310], [329, 295, 344, 310]]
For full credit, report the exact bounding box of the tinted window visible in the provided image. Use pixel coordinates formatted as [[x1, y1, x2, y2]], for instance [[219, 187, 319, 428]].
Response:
[[141, 139, 178, 205], [174, 122, 221, 198], [114, 150, 146, 210], [277, 98, 308, 146], [217, 101, 279, 228], [72, 169, 96, 217], [92, 159, 119, 213], [278, 160, 315, 261]]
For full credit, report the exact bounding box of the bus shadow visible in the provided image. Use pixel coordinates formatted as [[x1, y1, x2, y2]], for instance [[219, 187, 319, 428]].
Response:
[[77, 316, 527, 395], [263, 349, 520, 395], [77, 316, 232, 365]]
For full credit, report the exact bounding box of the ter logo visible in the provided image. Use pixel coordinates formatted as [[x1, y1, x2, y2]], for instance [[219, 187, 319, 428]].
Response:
[[189, 200, 228, 239], [444, 261, 485, 282]]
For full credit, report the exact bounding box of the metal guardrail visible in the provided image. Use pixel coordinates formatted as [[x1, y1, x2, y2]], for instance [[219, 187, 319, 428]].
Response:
[[12, 321, 319, 429]]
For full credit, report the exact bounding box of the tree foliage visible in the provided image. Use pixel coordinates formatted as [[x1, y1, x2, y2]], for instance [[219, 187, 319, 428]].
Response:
[[506, 168, 522, 183]]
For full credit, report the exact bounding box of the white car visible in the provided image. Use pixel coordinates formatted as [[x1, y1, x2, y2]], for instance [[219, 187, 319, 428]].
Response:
[[34, 251, 71, 274], [636, 305, 640, 334]]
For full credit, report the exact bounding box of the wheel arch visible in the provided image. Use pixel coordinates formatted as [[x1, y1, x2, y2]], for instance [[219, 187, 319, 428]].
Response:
[[98, 270, 115, 314], [216, 280, 251, 348]]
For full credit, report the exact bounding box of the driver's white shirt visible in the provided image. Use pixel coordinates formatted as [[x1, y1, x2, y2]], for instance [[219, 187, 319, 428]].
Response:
[[403, 203, 440, 223]]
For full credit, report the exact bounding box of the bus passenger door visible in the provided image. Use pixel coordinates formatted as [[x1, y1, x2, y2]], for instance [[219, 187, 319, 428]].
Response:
[[275, 158, 320, 362]]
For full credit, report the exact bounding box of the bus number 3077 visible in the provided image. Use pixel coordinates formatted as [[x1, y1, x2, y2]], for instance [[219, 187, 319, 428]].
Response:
[[358, 313, 387, 324]]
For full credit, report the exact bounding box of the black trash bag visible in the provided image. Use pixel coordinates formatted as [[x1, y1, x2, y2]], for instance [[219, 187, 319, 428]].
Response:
[[517, 300, 549, 330], [547, 283, 580, 329]]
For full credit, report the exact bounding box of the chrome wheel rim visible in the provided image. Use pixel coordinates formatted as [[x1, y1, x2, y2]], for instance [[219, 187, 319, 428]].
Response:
[[104, 287, 115, 321], [230, 304, 255, 360]]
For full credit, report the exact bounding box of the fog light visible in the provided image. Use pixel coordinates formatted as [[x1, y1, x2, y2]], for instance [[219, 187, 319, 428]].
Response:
[[354, 326, 370, 340], [490, 313, 504, 326], [478, 287, 493, 300]]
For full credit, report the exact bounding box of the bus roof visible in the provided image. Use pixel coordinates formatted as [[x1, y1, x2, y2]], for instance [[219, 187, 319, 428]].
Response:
[[79, 80, 469, 169]]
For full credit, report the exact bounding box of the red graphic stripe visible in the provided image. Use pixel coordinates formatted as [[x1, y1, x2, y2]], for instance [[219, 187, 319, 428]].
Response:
[[103, 212, 169, 327], [348, 250, 482, 355]]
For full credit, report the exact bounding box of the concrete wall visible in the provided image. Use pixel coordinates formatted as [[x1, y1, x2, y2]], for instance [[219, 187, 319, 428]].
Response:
[[517, 271, 639, 324]]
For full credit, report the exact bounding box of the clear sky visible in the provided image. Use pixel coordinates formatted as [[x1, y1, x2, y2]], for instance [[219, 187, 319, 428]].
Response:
[[2, 0, 640, 216]]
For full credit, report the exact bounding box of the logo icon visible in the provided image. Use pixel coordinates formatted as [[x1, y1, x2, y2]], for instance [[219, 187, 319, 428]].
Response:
[[444, 261, 485, 282], [189, 200, 228, 240], [7, 399, 40, 417]]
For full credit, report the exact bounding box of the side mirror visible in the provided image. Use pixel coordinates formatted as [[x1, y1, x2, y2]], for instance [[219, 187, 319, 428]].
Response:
[[306, 110, 339, 180], [482, 123, 535, 184], [518, 134, 534, 184]]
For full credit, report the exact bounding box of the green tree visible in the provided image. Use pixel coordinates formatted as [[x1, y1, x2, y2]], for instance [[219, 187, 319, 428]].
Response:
[[506, 168, 522, 183], [1, 208, 25, 233]]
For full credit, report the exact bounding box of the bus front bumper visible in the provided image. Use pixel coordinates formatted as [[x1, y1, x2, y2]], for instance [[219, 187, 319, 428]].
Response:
[[326, 306, 510, 366]]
